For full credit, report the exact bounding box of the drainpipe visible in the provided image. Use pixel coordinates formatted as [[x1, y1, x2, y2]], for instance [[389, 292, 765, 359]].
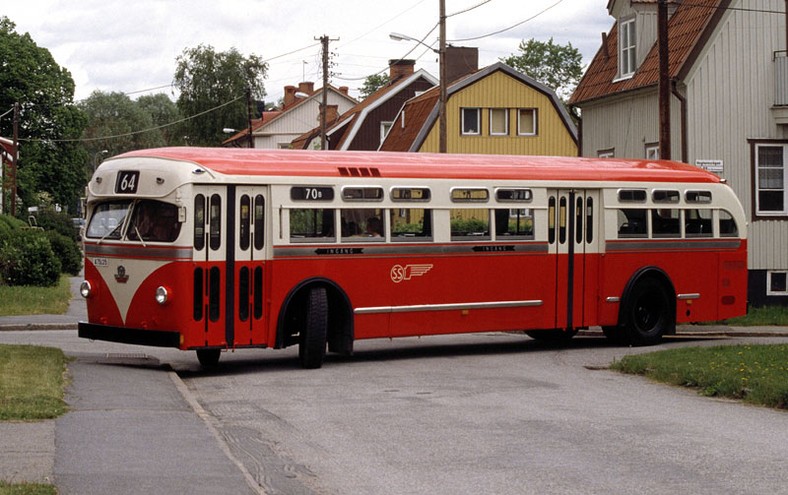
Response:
[[671, 82, 688, 163]]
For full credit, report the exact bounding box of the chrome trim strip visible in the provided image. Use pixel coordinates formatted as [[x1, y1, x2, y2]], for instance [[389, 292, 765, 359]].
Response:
[[677, 293, 701, 300], [354, 299, 543, 315], [274, 242, 548, 258], [606, 297, 621, 303], [606, 239, 741, 252], [84, 243, 192, 260]]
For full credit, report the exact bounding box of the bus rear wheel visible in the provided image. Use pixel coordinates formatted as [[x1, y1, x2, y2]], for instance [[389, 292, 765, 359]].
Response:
[[299, 287, 328, 369], [622, 277, 673, 346], [196, 348, 221, 367]]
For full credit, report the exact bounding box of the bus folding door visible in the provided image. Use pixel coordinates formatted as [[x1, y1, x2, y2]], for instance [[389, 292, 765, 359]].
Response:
[[232, 187, 267, 347], [548, 190, 600, 330], [192, 186, 230, 349]]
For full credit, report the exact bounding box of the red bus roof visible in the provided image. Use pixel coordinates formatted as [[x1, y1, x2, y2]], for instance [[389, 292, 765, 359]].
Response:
[[115, 147, 721, 184]]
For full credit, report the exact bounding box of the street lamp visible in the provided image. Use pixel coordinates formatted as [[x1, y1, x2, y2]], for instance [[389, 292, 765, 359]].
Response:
[[389, 3, 447, 153], [92, 149, 108, 173]]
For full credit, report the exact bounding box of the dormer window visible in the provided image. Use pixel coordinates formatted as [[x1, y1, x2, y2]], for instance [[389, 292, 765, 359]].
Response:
[[619, 17, 637, 78]]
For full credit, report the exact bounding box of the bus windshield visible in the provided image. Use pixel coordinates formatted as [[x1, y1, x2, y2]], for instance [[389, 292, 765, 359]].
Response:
[[86, 200, 181, 243]]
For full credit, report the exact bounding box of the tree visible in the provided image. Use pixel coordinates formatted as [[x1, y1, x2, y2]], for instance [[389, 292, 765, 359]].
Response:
[[79, 91, 166, 162], [359, 73, 390, 100], [0, 17, 88, 214], [136, 93, 183, 146], [501, 38, 583, 102], [173, 44, 267, 146]]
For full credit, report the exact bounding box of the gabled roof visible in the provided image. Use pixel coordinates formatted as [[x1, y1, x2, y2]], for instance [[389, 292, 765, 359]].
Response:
[[381, 62, 577, 152], [292, 69, 438, 150], [570, 0, 729, 105], [222, 86, 357, 146]]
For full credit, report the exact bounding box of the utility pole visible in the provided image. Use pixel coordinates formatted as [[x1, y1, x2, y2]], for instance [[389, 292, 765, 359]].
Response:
[[316, 35, 338, 150], [246, 87, 255, 148], [11, 102, 19, 216], [658, 0, 671, 160], [438, 0, 447, 153]]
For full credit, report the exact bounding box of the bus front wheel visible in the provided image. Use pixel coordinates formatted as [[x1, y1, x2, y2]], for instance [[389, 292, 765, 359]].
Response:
[[622, 277, 673, 346], [299, 287, 328, 369]]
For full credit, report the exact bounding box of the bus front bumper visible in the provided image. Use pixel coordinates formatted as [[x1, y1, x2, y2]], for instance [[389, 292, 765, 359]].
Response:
[[78, 322, 181, 348]]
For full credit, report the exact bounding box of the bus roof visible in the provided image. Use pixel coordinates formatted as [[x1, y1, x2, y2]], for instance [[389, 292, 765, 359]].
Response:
[[114, 147, 721, 184]]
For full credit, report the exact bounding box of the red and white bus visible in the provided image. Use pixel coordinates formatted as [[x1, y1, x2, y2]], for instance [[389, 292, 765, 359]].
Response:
[[78, 148, 747, 368]]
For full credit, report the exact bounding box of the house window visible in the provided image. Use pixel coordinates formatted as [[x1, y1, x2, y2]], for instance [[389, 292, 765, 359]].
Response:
[[767, 271, 788, 296], [490, 108, 508, 136], [619, 18, 637, 78], [380, 121, 393, 144], [645, 143, 659, 160], [461, 108, 481, 135], [598, 149, 615, 158], [517, 108, 537, 136], [755, 144, 787, 215]]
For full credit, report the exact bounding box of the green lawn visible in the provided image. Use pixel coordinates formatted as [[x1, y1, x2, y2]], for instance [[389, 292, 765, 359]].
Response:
[[0, 345, 68, 421], [0, 482, 57, 495], [612, 344, 788, 409], [0, 276, 71, 317], [721, 305, 788, 326]]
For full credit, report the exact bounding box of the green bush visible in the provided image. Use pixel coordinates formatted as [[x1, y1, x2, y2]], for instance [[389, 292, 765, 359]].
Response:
[[32, 210, 79, 241], [0, 215, 26, 241], [45, 231, 82, 276], [0, 229, 61, 286]]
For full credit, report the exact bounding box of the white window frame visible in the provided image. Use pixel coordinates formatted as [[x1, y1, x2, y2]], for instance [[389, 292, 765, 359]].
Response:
[[766, 270, 788, 296], [754, 143, 788, 216], [517, 108, 537, 136], [461, 108, 481, 135], [380, 121, 393, 144], [645, 143, 659, 160], [619, 17, 637, 79], [598, 149, 615, 158], [489, 108, 509, 136]]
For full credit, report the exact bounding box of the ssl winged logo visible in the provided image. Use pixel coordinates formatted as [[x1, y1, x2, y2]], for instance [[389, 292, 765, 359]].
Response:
[[390, 264, 433, 283]]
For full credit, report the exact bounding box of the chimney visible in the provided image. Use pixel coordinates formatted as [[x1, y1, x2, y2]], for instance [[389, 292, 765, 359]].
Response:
[[339, 86, 349, 96], [284, 85, 297, 108], [444, 46, 478, 84], [298, 81, 315, 95], [389, 59, 416, 81], [323, 104, 339, 124], [601, 32, 609, 60]]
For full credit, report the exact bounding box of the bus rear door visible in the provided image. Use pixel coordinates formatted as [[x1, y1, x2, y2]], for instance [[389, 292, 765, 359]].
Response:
[[549, 189, 600, 330], [233, 187, 267, 347]]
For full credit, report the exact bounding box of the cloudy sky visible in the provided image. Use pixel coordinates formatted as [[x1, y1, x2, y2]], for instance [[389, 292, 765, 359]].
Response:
[[3, 0, 614, 103]]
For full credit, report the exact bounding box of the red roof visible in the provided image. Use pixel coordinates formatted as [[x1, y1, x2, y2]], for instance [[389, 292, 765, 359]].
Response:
[[114, 147, 721, 184], [570, 0, 727, 105]]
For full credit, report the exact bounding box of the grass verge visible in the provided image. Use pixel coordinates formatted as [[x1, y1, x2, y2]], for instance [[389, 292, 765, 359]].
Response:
[[721, 305, 788, 326], [611, 344, 788, 409], [0, 276, 71, 317], [0, 345, 69, 420], [0, 482, 56, 495]]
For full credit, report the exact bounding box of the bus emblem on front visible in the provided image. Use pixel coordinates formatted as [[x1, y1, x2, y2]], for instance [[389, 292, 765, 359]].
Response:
[[114, 265, 129, 284], [391, 264, 433, 283]]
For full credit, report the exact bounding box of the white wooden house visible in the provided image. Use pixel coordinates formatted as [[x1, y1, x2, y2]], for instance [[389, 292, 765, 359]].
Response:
[[569, 0, 788, 306]]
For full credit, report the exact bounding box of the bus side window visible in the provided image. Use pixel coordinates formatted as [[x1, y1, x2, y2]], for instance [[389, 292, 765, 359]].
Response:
[[341, 209, 384, 240], [617, 209, 647, 238], [391, 208, 432, 241], [651, 209, 680, 238], [719, 209, 738, 237], [194, 195, 205, 250], [240, 195, 251, 251], [495, 208, 533, 239], [685, 209, 712, 237], [254, 195, 265, 250], [290, 208, 335, 242], [451, 209, 490, 240], [209, 194, 222, 251]]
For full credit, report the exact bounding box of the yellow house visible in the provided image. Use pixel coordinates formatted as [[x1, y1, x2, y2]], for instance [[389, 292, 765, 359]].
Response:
[[380, 62, 578, 156]]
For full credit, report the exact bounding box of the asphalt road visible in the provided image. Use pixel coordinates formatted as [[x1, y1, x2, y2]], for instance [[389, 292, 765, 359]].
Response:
[[2, 330, 787, 495]]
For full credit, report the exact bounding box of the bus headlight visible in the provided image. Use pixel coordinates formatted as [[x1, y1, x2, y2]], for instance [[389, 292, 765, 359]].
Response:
[[155, 286, 170, 305], [80, 281, 92, 299]]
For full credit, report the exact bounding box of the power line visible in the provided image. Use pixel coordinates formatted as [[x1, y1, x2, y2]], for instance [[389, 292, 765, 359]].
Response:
[[19, 95, 245, 144], [448, 0, 567, 42], [447, 0, 493, 18]]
